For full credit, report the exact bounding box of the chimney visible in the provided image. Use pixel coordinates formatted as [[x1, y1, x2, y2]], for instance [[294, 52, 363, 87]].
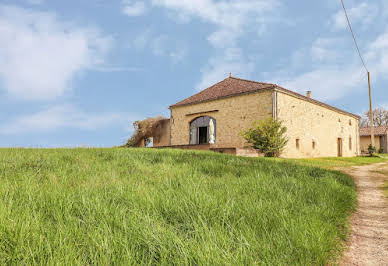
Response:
[[306, 91, 312, 98]]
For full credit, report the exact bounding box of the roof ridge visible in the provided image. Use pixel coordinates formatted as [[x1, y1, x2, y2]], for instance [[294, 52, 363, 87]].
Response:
[[229, 76, 275, 86]]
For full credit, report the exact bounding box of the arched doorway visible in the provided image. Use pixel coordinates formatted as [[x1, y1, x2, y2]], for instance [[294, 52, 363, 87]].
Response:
[[190, 116, 216, 145]]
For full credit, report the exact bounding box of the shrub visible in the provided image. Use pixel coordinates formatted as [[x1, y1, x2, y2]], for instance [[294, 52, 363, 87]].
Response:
[[368, 144, 376, 156], [378, 147, 384, 154], [241, 118, 288, 157]]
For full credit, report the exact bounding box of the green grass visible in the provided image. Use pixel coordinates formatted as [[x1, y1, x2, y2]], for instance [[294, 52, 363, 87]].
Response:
[[372, 168, 388, 198], [382, 182, 388, 198], [286, 156, 388, 169], [0, 148, 357, 265]]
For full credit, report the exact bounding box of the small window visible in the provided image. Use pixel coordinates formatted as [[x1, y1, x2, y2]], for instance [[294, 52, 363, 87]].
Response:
[[338, 118, 341, 122], [349, 120, 352, 126], [349, 136, 352, 151], [312, 141, 316, 150], [296, 139, 300, 150]]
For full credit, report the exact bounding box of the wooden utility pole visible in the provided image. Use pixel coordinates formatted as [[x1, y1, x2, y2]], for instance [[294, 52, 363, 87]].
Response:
[[341, 0, 375, 149], [368, 72, 375, 147]]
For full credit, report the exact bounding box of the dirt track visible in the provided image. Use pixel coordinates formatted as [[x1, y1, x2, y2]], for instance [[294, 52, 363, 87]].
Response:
[[340, 163, 388, 266]]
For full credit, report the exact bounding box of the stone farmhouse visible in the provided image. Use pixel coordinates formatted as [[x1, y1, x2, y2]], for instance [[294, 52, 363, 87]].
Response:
[[149, 76, 360, 158], [360, 126, 388, 153]]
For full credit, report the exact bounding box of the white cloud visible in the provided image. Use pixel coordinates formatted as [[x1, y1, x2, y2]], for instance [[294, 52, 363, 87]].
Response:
[[366, 30, 388, 77], [275, 66, 366, 101], [122, 1, 146, 16], [151, 0, 280, 48], [169, 48, 187, 64], [196, 48, 254, 90], [0, 104, 131, 135], [26, 0, 44, 5], [0, 5, 112, 101], [148, 0, 281, 91], [310, 38, 346, 62], [273, 22, 388, 102], [331, 2, 378, 31], [131, 30, 187, 62], [91, 66, 143, 72]]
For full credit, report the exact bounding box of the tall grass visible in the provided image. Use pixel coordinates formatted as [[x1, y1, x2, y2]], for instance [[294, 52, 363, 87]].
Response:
[[0, 148, 356, 264]]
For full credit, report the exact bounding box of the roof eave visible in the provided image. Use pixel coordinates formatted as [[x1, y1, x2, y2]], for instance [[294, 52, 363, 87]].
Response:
[[273, 86, 361, 119]]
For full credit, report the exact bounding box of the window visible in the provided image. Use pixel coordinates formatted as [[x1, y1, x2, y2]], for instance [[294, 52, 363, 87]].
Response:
[[349, 120, 352, 126], [349, 136, 352, 150], [312, 141, 316, 150], [296, 139, 300, 149]]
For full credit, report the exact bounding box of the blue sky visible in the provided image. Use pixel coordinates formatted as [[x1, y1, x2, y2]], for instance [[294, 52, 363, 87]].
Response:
[[0, 0, 387, 147]]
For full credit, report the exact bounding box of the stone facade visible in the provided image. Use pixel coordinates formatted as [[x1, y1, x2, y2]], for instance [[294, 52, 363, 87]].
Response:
[[360, 136, 380, 153], [163, 77, 360, 158], [360, 135, 388, 153], [276, 91, 359, 158], [170, 90, 273, 148], [153, 119, 170, 147]]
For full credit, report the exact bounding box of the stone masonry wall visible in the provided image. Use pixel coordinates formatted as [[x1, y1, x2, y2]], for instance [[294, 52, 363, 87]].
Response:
[[360, 136, 381, 152], [170, 90, 273, 148], [276, 91, 360, 158]]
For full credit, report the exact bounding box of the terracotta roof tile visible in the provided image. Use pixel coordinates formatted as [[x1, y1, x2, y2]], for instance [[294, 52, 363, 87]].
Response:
[[169, 76, 360, 119], [360, 126, 388, 136], [170, 77, 274, 108]]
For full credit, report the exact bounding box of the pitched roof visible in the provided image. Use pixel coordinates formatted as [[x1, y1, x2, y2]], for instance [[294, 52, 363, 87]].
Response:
[[360, 126, 388, 136], [170, 77, 274, 108], [170, 76, 360, 119]]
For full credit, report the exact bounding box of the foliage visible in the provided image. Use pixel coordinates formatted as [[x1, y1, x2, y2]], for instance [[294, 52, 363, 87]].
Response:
[[368, 144, 377, 156], [123, 116, 167, 147], [360, 107, 388, 127], [0, 148, 356, 265], [378, 147, 385, 154], [241, 118, 288, 157]]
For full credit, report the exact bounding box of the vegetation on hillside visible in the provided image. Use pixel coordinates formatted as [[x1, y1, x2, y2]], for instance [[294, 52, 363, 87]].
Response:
[[241, 118, 288, 157], [285, 155, 388, 169], [0, 148, 356, 265], [123, 116, 167, 147]]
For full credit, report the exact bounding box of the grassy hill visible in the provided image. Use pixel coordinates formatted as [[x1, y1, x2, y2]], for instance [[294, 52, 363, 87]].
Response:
[[0, 148, 357, 264]]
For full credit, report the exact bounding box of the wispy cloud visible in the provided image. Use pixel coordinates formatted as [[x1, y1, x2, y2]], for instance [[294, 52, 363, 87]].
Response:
[[122, 1, 147, 16], [26, 0, 44, 5], [0, 104, 133, 135], [0, 5, 112, 101], [131, 29, 188, 62], [91, 66, 143, 72], [196, 48, 255, 90], [331, 2, 378, 31], [151, 0, 281, 48], [273, 30, 388, 102]]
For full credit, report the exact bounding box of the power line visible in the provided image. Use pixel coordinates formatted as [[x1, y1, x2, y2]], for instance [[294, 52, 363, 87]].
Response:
[[340, 0, 368, 72]]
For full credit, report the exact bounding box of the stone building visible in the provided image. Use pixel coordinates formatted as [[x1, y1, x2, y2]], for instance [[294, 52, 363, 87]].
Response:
[[359, 126, 388, 153], [152, 76, 360, 158]]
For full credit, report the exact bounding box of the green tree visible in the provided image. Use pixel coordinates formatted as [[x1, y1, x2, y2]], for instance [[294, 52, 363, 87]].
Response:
[[241, 118, 288, 157]]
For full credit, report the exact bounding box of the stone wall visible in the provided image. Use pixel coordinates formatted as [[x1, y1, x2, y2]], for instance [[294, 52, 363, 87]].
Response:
[[276, 91, 360, 158], [170, 90, 273, 148], [153, 119, 171, 147], [360, 136, 382, 152]]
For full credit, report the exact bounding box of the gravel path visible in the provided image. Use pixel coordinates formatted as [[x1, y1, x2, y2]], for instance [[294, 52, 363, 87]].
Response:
[[340, 163, 388, 266]]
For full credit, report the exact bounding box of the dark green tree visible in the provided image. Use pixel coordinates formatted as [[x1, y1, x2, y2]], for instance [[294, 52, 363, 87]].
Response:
[[241, 118, 288, 157]]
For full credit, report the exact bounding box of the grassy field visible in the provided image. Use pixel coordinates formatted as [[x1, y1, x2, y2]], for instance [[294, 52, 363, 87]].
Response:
[[0, 148, 357, 265], [287, 155, 388, 169], [371, 166, 388, 198]]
